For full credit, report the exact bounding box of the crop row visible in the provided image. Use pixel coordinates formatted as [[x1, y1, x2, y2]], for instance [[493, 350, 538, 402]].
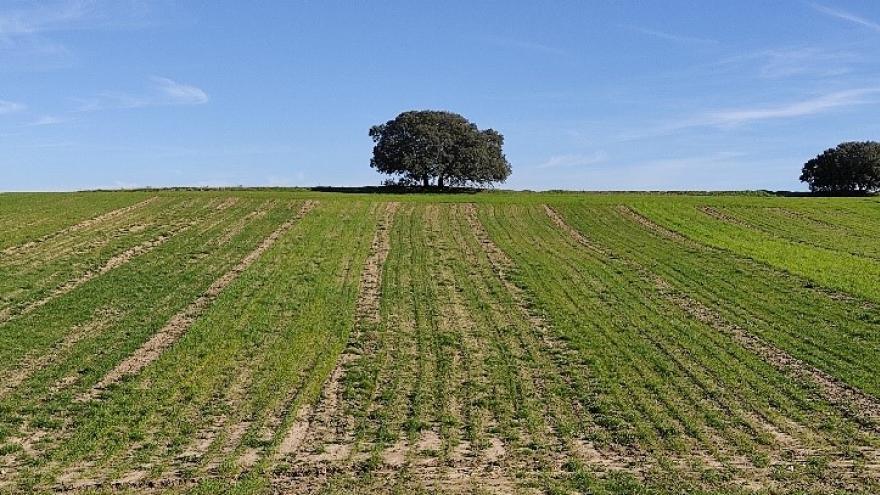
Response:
[[0, 197, 339, 491], [477, 203, 879, 493]]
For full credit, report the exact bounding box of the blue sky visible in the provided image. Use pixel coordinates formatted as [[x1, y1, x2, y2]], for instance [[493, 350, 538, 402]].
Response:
[[2, 0, 880, 191]]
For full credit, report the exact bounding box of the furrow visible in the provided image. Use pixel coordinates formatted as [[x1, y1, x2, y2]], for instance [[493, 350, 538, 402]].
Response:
[[698, 205, 751, 227], [465, 204, 641, 474], [655, 278, 880, 431], [550, 204, 880, 433], [616, 204, 701, 247], [81, 200, 317, 401], [273, 202, 398, 489], [0, 222, 192, 325], [1, 197, 158, 257], [216, 199, 277, 246], [0, 308, 122, 399], [544, 204, 609, 256]]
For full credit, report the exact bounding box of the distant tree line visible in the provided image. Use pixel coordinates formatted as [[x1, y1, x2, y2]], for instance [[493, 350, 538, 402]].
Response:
[[801, 141, 880, 194]]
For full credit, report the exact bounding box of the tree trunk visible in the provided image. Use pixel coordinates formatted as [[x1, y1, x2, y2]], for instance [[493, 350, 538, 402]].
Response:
[[437, 175, 444, 189], [422, 176, 430, 188]]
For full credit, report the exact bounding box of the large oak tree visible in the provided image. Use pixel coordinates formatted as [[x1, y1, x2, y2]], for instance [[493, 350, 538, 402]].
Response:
[[369, 110, 511, 188], [800, 141, 880, 194]]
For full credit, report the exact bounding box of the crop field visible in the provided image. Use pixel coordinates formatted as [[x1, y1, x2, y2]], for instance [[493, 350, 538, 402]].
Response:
[[0, 190, 879, 494]]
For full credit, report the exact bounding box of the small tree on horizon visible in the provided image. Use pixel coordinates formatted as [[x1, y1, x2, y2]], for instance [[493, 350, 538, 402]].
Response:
[[800, 141, 880, 194], [369, 110, 511, 188]]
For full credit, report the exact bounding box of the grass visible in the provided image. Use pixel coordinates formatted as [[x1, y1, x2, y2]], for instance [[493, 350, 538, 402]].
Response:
[[0, 192, 155, 251], [0, 190, 878, 494]]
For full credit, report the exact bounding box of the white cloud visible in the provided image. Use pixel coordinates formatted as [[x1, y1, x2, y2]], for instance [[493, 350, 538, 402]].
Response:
[[535, 151, 608, 169], [0, 1, 91, 70], [74, 77, 209, 111], [613, 88, 880, 142], [151, 76, 209, 105], [0, 99, 25, 114], [706, 88, 880, 125], [813, 4, 880, 32]]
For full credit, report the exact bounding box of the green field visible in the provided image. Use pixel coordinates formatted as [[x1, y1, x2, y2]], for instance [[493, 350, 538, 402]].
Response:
[[1, 190, 879, 494]]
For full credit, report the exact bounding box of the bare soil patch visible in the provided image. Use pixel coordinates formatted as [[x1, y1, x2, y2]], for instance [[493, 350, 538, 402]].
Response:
[[215, 197, 240, 210]]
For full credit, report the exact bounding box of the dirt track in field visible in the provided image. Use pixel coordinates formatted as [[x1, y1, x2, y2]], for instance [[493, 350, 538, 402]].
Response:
[[81, 200, 317, 401], [544, 204, 608, 255], [272, 201, 398, 493], [273, 203, 532, 494]]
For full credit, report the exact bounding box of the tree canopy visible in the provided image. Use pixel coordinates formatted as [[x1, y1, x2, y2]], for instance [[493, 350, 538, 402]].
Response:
[[369, 110, 511, 188], [800, 141, 880, 194]]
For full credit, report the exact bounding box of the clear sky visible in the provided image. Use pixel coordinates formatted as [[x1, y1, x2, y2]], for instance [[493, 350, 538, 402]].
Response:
[[2, 0, 880, 191]]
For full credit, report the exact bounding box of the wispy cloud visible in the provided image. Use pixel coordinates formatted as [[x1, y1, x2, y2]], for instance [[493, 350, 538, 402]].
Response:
[[813, 4, 880, 32], [151, 76, 209, 105], [0, 1, 92, 37], [714, 47, 859, 79], [535, 151, 608, 169], [625, 25, 717, 45], [616, 88, 880, 141], [27, 115, 66, 126], [480, 35, 567, 56], [0, 1, 92, 70], [705, 88, 880, 125], [0, 1, 162, 71], [75, 76, 209, 111], [0, 99, 25, 114]]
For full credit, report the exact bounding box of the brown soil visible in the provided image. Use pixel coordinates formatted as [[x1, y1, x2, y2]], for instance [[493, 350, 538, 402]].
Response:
[[81, 200, 317, 401], [215, 197, 240, 210]]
